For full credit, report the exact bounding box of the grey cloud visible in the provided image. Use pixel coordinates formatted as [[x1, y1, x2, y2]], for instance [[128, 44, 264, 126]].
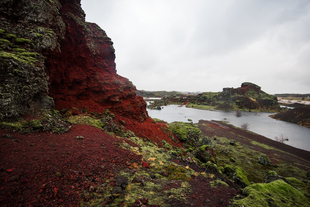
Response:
[[82, 0, 310, 94]]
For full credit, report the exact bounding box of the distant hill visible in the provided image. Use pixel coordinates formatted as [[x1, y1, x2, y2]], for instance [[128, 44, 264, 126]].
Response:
[[146, 82, 280, 112], [136, 90, 199, 97]]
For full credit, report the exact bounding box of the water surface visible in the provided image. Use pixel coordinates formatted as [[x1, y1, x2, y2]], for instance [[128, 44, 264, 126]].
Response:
[[147, 105, 310, 152]]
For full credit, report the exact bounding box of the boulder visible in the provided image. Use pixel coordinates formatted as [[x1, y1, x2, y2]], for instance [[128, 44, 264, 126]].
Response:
[[258, 155, 271, 166]]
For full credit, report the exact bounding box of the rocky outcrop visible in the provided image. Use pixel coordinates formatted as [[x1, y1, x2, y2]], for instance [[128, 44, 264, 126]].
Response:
[[0, 0, 147, 122], [217, 82, 280, 111], [0, 0, 64, 120]]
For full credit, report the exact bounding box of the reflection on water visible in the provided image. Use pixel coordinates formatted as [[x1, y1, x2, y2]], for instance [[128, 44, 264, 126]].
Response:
[[147, 105, 310, 152]]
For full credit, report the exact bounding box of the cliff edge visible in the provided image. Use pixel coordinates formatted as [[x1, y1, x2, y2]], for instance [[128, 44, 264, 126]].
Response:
[[0, 0, 147, 122]]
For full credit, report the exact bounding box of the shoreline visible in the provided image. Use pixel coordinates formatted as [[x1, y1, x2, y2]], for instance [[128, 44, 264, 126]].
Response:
[[200, 119, 310, 162]]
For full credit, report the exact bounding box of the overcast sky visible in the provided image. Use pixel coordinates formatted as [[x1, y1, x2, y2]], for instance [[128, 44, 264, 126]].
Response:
[[81, 0, 310, 94]]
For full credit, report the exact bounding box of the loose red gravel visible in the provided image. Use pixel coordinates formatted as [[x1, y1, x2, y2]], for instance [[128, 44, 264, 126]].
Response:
[[116, 116, 182, 148], [0, 125, 142, 206]]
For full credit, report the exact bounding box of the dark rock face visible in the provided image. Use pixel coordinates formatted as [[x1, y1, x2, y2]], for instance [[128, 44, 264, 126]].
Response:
[[0, 0, 148, 122], [0, 0, 65, 120]]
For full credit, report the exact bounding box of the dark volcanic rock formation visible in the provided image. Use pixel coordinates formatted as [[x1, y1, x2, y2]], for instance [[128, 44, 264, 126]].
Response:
[[0, 0, 147, 121], [217, 82, 280, 111]]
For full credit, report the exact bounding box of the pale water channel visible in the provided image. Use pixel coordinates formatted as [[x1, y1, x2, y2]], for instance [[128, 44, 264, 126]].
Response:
[[147, 104, 310, 152]]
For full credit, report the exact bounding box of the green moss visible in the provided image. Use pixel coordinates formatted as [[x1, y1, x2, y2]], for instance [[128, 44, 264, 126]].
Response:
[[258, 155, 271, 166], [232, 180, 310, 206], [55, 172, 62, 177], [199, 145, 211, 151], [285, 177, 310, 196], [0, 51, 39, 65], [162, 140, 172, 149], [212, 135, 308, 184], [186, 103, 217, 111], [5, 33, 17, 39], [13, 48, 27, 52], [168, 122, 202, 142], [19, 52, 38, 57], [218, 166, 224, 173], [246, 89, 259, 99], [0, 29, 5, 34], [0, 38, 11, 44], [1, 120, 29, 130], [251, 140, 276, 150], [67, 115, 104, 129], [267, 171, 277, 176], [207, 161, 219, 172], [165, 164, 191, 181], [210, 180, 229, 188], [230, 157, 236, 162], [29, 119, 43, 129], [235, 167, 250, 186], [15, 38, 31, 44]]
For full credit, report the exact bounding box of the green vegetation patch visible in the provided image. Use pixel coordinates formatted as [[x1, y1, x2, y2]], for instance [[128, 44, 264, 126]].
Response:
[[168, 122, 202, 142], [165, 164, 191, 181], [15, 38, 31, 44], [67, 115, 104, 129], [186, 103, 217, 110], [0, 51, 39, 65], [0, 38, 11, 44], [232, 179, 310, 207], [210, 180, 229, 188], [82, 131, 196, 207]]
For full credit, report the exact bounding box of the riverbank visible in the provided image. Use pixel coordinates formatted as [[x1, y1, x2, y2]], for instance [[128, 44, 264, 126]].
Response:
[[270, 105, 310, 128], [199, 120, 310, 163], [186, 103, 280, 113]]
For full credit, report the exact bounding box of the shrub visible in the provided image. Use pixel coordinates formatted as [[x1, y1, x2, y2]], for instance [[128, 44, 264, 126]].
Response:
[[275, 134, 289, 143], [241, 123, 249, 130], [235, 110, 242, 117]]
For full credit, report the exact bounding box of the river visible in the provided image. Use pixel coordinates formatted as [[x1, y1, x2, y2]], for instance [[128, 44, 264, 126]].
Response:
[[147, 104, 310, 152]]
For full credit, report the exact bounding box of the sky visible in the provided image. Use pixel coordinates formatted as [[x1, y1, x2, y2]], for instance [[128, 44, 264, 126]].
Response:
[[81, 0, 310, 94]]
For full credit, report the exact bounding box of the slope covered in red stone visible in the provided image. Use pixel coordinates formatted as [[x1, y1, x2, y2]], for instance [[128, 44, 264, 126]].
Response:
[[0, 125, 142, 206], [45, 0, 147, 122]]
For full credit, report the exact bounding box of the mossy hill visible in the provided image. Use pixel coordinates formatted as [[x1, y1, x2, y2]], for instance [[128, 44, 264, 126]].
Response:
[[147, 82, 280, 112]]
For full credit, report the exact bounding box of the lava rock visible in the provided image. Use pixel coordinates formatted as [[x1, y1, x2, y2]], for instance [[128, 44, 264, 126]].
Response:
[[142, 161, 150, 168], [112, 186, 122, 195], [201, 137, 213, 147], [229, 140, 236, 146], [115, 175, 128, 189], [258, 155, 271, 166], [141, 197, 148, 204], [132, 199, 142, 207]]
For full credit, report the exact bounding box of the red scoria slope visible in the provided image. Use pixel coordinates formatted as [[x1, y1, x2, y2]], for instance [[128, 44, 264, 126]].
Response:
[[0, 125, 143, 206], [45, 0, 147, 122]]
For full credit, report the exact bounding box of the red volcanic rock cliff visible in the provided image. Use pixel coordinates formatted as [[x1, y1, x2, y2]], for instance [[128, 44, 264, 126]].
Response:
[[0, 0, 180, 146], [46, 0, 147, 121]]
